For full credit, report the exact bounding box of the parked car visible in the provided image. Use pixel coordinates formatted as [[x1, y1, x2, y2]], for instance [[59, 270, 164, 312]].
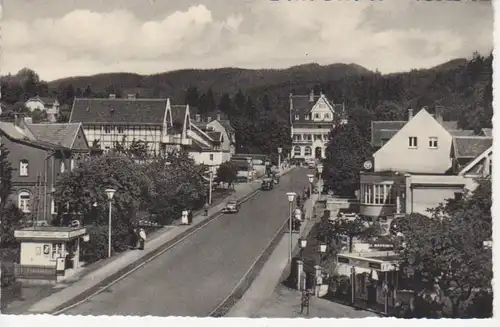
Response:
[[221, 200, 240, 213]]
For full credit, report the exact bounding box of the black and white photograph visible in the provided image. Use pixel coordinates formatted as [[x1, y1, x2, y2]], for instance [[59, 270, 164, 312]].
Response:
[[0, 0, 495, 323]]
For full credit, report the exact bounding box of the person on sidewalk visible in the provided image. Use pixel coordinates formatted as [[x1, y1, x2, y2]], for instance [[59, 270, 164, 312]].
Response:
[[204, 203, 209, 216], [188, 210, 193, 224], [300, 290, 311, 315], [138, 228, 146, 250]]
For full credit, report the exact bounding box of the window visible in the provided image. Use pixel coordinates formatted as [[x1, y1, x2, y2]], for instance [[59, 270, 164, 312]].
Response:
[[428, 137, 438, 149], [304, 134, 312, 141], [323, 134, 329, 141], [104, 126, 111, 133], [304, 146, 312, 156], [209, 154, 214, 161], [294, 114, 299, 120], [51, 243, 63, 260], [314, 113, 321, 119], [324, 113, 330, 119], [293, 146, 301, 156], [314, 134, 322, 141], [304, 114, 310, 120], [117, 126, 124, 133], [18, 191, 31, 213], [60, 161, 65, 173], [408, 136, 418, 148], [19, 160, 29, 176], [293, 134, 302, 141], [361, 184, 395, 205]]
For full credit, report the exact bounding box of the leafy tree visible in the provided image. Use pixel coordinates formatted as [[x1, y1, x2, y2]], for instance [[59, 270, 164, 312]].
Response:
[[214, 161, 237, 188], [83, 85, 93, 97], [398, 180, 492, 318], [31, 109, 48, 123], [185, 86, 200, 108], [0, 143, 13, 208], [323, 122, 372, 197], [128, 139, 149, 159]]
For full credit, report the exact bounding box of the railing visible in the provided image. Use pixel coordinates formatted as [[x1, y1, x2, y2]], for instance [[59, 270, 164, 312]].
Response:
[[14, 264, 57, 280]]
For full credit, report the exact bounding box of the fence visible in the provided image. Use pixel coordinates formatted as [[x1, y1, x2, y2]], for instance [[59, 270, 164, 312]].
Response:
[[2, 262, 57, 281]]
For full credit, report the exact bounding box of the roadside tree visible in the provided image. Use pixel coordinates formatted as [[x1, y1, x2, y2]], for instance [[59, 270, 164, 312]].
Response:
[[215, 161, 237, 188]]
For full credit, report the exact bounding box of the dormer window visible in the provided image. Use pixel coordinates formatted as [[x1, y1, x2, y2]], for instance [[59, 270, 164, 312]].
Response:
[[304, 114, 310, 120], [19, 160, 29, 176], [294, 114, 299, 120], [324, 113, 330, 119]]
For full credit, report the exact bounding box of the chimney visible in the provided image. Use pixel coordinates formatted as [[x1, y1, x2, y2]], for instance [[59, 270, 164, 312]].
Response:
[[109, 94, 116, 99], [195, 114, 201, 122], [309, 89, 314, 102], [435, 105, 444, 124], [127, 94, 136, 100], [408, 109, 414, 121], [216, 113, 221, 121]]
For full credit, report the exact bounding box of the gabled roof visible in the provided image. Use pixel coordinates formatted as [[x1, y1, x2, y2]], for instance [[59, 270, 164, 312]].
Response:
[[458, 146, 492, 176], [452, 136, 493, 159], [290, 93, 342, 123], [170, 105, 188, 126], [70, 98, 168, 124], [206, 131, 222, 142], [25, 123, 83, 149], [188, 138, 212, 152], [0, 122, 67, 150], [481, 128, 493, 137], [371, 119, 459, 148], [217, 120, 235, 133], [449, 129, 475, 137], [26, 96, 59, 106]]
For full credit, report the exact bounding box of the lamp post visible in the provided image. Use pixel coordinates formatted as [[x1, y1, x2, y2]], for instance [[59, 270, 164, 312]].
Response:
[[286, 192, 297, 262], [307, 174, 314, 220], [318, 243, 327, 265], [278, 147, 283, 171], [105, 188, 116, 258], [265, 160, 270, 176], [246, 157, 252, 182], [299, 238, 307, 261], [317, 164, 323, 201], [208, 170, 214, 205]]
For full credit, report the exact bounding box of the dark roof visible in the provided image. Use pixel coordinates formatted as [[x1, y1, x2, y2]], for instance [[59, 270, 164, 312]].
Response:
[[0, 122, 67, 150], [188, 139, 212, 152], [453, 136, 493, 159], [371, 120, 460, 148], [206, 131, 222, 141], [218, 120, 235, 133], [27, 96, 58, 105], [449, 130, 475, 136], [482, 128, 493, 137], [25, 123, 82, 149], [170, 105, 187, 126], [290, 94, 341, 122], [70, 98, 168, 124]]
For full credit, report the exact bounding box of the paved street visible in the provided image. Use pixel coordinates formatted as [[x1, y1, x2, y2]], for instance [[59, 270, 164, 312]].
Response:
[[62, 168, 309, 316]]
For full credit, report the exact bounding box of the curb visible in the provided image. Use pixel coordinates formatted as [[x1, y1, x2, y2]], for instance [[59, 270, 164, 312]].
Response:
[[49, 167, 295, 314], [48, 187, 261, 315]]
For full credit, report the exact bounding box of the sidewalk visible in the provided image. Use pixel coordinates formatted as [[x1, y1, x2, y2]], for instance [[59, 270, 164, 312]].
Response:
[[26, 167, 295, 314], [226, 194, 317, 317]]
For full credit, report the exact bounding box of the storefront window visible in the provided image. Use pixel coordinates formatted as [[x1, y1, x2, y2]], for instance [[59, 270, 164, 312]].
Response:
[[362, 183, 395, 205]]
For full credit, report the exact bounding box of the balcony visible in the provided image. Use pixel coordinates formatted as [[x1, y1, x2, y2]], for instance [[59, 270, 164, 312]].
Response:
[[292, 139, 313, 145]]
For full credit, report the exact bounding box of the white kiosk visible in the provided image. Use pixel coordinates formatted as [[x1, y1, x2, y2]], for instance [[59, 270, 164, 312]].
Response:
[[14, 226, 87, 282]]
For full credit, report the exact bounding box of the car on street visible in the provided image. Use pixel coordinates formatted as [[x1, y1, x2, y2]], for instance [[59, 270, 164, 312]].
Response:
[[221, 200, 240, 213]]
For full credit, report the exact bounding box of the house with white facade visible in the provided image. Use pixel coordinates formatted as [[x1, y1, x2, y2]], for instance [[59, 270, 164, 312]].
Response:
[[25, 96, 60, 123], [189, 110, 236, 172], [290, 90, 347, 160], [360, 107, 491, 220]]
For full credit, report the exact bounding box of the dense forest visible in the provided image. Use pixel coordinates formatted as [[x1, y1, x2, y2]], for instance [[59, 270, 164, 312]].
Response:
[[0, 52, 492, 156]]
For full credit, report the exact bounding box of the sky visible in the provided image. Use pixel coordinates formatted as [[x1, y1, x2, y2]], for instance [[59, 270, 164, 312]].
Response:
[[0, 0, 494, 81]]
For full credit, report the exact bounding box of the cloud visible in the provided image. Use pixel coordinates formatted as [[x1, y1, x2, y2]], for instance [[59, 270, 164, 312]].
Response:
[[1, 1, 493, 81]]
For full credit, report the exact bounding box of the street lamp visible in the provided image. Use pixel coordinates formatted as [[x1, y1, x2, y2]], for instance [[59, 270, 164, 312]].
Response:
[[317, 164, 323, 201], [286, 192, 297, 262], [307, 174, 315, 220], [246, 157, 252, 182], [318, 243, 327, 265], [105, 188, 116, 258], [277, 147, 283, 171], [299, 238, 307, 261], [208, 170, 214, 205]]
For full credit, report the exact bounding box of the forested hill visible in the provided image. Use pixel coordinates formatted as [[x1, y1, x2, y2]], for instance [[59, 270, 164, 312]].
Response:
[[46, 63, 373, 101], [0, 53, 492, 156]]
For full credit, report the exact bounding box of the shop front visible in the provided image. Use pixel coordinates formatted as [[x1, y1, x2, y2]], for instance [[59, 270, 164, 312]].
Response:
[[336, 251, 400, 315]]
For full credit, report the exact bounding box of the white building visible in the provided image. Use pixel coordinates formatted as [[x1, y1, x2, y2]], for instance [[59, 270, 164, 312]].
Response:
[[289, 90, 346, 160], [25, 96, 60, 122]]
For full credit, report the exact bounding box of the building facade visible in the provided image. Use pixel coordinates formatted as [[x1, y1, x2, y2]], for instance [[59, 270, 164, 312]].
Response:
[[0, 117, 89, 224], [360, 107, 492, 220], [25, 96, 60, 122], [289, 90, 346, 160]]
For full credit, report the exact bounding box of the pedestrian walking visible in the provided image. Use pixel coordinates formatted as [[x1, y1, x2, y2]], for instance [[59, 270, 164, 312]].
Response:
[[204, 203, 209, 216], [188, 210, 193, 224], [138, 228, 146, 250], [130, 227, 138, 249]]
